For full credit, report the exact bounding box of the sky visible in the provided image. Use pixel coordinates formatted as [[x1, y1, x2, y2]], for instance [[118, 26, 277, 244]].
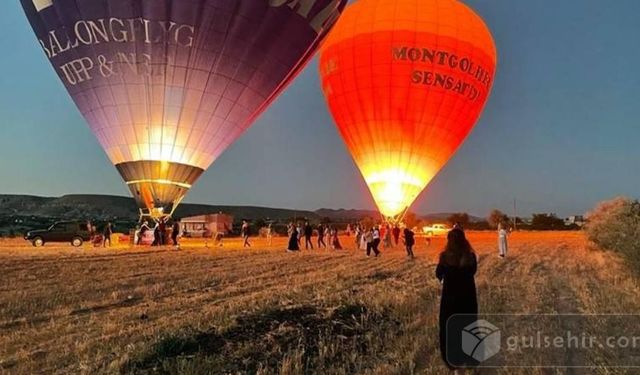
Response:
[[1, 0, 639, 218]]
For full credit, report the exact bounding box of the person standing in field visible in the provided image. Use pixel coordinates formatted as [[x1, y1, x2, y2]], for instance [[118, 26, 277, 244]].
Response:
[[241, 220, 251, 248], [330, 225, 343, 250], [324, 225, 331, 249], [317, 223, 326, 249], [266, 223, 273, 246], [138, 220, 150, 245], [453, 222, 464, 231], [159, 219, 167, 246], [360, 227, 368, 252], [354, 224, 362, 250], [392, 225, 401, 247], [87, 219, 97, 244], [403, 226, 415, 258], [287, 222, 294, 238], [216, 223, 230, 248], [304, 221, 314, 250], [287, 223, 300, 252], [365, 228, 379, 257], [372, 226, 381, 255], [436, 229, 478, 370], [172, 219, 181, 249], [296, 223, 303, 247], [383, 224, 393, 249], [151, 222, 160, 246], [103, 222, 113, 247], [498, 223, 508, 258]]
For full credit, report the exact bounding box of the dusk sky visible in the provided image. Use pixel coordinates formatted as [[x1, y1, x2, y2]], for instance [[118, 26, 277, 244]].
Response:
[[1, 0, 639, 218]]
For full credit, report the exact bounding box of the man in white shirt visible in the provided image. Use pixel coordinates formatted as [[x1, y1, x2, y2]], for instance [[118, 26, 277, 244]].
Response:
[[498, 223, 508, 258]]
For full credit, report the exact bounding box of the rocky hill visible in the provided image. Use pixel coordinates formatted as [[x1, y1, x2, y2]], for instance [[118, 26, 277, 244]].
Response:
[[0, 194, 483, 226], [0, 194, 319, 222]]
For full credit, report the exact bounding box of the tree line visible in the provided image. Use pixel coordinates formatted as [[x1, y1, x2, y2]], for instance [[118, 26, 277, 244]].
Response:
[[405, 210, 579, 231]]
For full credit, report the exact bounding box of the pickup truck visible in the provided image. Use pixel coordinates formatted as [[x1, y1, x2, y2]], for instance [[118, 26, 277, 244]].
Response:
[[422, 223, 450, 236]]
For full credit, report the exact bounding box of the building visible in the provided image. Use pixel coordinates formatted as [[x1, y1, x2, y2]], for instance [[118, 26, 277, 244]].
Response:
[[564, 215, 586, 227], [181, 213, 233, 238]]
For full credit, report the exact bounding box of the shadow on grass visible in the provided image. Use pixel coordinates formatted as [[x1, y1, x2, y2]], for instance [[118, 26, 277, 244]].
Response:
[[124, 304, 401, 374]]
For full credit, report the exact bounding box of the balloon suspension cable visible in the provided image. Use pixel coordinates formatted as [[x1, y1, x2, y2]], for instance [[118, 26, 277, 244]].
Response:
[[137, 195, 184, 223], [382, 206, 410, 227], [139, 210, 166, 224]]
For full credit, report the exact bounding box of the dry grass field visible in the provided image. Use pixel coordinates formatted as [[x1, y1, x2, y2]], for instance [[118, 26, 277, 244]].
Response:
[[1, 231, 639, 374]]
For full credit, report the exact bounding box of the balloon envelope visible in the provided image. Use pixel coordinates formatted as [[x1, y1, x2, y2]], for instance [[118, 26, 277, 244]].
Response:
[[22, 0, 346, 218], [319, 0, 497, 219]]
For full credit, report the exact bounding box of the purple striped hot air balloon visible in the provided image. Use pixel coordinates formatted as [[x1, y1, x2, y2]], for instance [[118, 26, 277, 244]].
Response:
[[21, 0, 346, 219]]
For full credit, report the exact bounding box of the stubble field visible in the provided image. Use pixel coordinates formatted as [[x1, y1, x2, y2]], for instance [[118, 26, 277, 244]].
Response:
[[1, 231, 639, 374]]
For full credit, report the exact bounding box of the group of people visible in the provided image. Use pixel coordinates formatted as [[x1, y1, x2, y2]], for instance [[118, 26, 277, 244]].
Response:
[[282, 221, 418, 258], [280, 218, 504, 369], [286, 221, 343, 252], [353, 223, 416, 258], [87, 213, 500, 371], [355, 225, 382, 257], [86, 220, 113, 247], [136, 218, 182, 248], [119, 213, 501, 372]]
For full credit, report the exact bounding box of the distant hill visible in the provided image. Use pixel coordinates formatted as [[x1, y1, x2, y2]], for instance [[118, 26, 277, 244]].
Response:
[[0, 194, 139, 219], [0, 194, 319, 222], [0, 194, 484, 224], [315, 208, 380, 221], [174, 204, 319, 222], [315, 208, 484, 223]]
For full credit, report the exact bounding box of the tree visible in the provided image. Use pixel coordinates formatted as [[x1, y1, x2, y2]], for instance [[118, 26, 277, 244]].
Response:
[[585, 197, 640, 272], [531, 213, 565, 230], [488, 209, 509, 229], [446, 213, 470, 227]]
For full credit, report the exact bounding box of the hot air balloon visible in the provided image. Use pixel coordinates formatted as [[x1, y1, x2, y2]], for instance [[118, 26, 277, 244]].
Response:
[[21, 0, 347, 220], [319, 0, 497, 221]]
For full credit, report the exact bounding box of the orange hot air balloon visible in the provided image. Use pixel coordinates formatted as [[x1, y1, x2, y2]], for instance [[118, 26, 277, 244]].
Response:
[[319, 0, 497, 220]]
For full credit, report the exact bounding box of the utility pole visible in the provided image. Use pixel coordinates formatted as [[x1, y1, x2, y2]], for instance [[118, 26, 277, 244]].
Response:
[[513, 198, 517, 231]]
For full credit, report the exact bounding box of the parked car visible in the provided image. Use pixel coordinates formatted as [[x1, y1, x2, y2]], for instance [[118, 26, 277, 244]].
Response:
[[24, 221, 92, 247], [422, 223, 450, 236]]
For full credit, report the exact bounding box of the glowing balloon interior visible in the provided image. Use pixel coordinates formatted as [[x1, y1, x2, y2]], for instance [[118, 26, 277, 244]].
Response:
[[22, 0, 346, 219], [319, 0, 497, 220]]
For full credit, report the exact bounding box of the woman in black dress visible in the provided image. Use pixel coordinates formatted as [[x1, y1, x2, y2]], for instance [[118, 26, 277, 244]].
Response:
[[436, 228, 478, 370], [287, 224, 300, 252]]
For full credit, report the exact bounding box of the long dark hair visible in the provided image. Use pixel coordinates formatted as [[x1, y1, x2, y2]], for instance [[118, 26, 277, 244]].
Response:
[[440, 228, 475, 267]]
